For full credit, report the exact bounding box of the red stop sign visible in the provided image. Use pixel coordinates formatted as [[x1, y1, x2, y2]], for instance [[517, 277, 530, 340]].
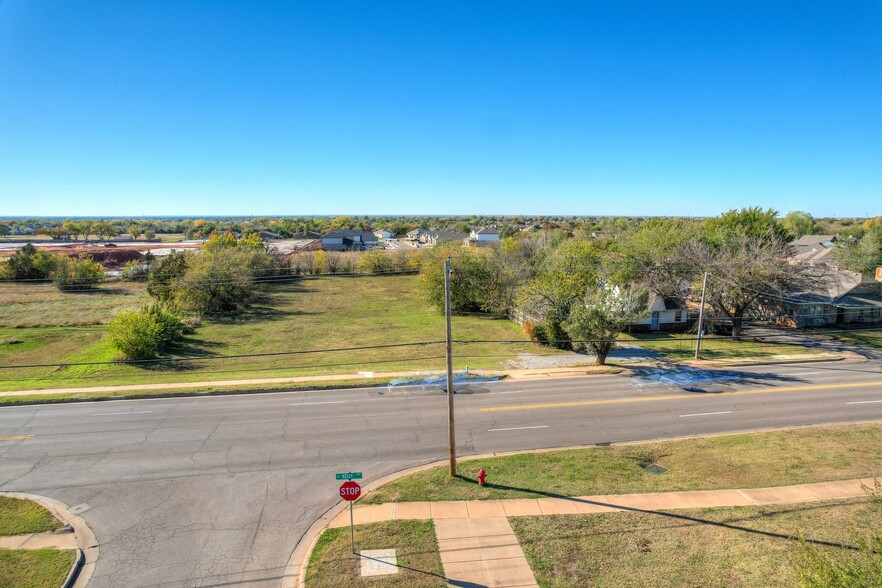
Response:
[[339, 481, 361, 501]]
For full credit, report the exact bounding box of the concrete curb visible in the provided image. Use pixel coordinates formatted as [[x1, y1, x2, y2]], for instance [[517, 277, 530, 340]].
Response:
[[62, 548, 84, 588], [702, 355, 845, 367], [286, 418, 882, 587], [1, 492, 99, 588]]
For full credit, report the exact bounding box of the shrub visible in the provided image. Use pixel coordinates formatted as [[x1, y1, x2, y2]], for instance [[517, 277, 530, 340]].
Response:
[[5, 243, 57, 280], [357, 251, 395, 274], [107, 304, 185, 360], [121, 259, 149, 281], [54, 256, 104, 291]]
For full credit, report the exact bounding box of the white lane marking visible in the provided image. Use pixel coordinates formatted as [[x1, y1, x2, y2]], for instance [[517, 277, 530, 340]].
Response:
[[679, 411, 733, 418], [291, 401, 348, 406], [488, 425, 548, 432], [846, 400, 882, 405], [785, 372, 822, 376], [483, 391, 523, 396], [92, 410, 154, 416]]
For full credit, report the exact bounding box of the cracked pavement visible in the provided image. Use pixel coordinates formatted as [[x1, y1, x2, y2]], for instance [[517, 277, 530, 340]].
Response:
[[2, 361, 882, 587]]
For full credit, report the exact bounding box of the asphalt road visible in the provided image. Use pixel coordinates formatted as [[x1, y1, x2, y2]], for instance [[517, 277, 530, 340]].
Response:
[[2, 359, 882, 587]]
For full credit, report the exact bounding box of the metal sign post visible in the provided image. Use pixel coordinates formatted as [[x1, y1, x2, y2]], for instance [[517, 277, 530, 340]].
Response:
[[338, 474, 362, 554]]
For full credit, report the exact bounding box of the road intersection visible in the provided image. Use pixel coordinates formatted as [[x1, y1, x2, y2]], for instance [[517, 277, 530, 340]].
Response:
[[1, 358, 881, 587]]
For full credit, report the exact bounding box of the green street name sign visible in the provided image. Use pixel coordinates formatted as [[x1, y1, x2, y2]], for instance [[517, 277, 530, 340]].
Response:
[[336, 472, 363, 480]]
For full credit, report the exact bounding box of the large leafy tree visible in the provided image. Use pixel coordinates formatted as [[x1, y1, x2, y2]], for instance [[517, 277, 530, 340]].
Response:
[[704, 207, 791, 248], [688, 234, 815, 337], [833, 218, 882, 275]]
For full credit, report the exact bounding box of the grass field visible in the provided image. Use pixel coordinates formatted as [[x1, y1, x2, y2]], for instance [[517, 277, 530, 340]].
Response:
[[363, 424, 882, 503], [512, 498, 881, 588], [306, 520, 445, 588], [0, 496, 63, 536], [0, 275, 553, 392], [0, 549, 76, 588], [823, 328, 882, 349], [620, 332, 817, 361]]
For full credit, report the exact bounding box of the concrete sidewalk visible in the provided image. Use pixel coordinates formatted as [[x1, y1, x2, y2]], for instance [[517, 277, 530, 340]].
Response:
[[329, 478, 874, 528], [326, 478, 873, 588]]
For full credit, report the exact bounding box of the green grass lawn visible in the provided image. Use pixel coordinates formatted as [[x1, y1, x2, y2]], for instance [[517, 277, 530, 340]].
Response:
[[0, 549, 76, 588], [306, 520, 445, 588], [620, 332, 818, 361], [823, 328, 882, 349], [511, 498, 880, 588], [363, 423, 882, 503], [0, 275, 552, 392], [0, 496, 63, 536]]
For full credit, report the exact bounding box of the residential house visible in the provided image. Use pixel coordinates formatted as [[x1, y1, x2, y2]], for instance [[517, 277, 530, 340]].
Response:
[[373, 229, 393, 240], [629, 294, 690, 332], [789, 234, 837, 267], [406, 228, 426, 241], [320, 230, 379, 252], [761, 269, 882, 328], [469, 226, 500, 241], [257, 230, 279, 241], [422, 229, 469, 246]]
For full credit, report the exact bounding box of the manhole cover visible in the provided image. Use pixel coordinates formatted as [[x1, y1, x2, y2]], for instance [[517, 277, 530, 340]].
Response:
[[643, 464, 667, 474]]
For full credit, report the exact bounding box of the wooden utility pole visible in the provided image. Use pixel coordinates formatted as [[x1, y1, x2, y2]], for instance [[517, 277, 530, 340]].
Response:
[[694, 271, 709, 360], [444, 258, 457, 476]]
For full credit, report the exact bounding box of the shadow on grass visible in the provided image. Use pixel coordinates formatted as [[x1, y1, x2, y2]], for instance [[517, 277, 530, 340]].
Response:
[[458, 476, 862, 552]]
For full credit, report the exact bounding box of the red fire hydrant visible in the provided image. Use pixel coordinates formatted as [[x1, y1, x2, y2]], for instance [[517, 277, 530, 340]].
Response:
[[477, 469, 486, 486]]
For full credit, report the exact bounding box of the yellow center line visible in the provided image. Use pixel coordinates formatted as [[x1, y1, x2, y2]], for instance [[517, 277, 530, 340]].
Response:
[[0, 435, 33, 441], [480, 380, 882, 412]]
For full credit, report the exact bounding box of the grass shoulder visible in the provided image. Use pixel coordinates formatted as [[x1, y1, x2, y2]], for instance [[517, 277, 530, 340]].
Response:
[[511, 498, 878, 588], [363, 423, 882, 503], [620, 332, 818, 361], [306, 520, 445, 588], [0, 496, 63, 536]]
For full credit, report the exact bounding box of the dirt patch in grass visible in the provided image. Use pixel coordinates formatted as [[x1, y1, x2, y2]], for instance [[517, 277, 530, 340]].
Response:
[[511, 498, 879, 588], [0, 496, 63, 536], [306, 520, 445, 588], [0, 548, 75, 588], [363, 423, 882, 503]]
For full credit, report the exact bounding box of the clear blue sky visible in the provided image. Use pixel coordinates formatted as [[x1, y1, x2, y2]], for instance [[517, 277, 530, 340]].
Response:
[[1, 1, 880, 217]]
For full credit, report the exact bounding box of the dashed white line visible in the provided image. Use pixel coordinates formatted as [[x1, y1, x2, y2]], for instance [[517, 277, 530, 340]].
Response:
[[488, 425, 548, 432], [679, 411, 732, 418], [846, 400, 882, 405], [92, 410, 154, 416], [291, 401, 348, 406]]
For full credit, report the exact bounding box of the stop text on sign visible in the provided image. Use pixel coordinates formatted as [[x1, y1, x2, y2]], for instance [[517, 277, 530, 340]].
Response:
[[339, 481, 361, 501]]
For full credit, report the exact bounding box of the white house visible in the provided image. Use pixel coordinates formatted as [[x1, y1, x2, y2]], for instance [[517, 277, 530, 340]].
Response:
[[630, 295, 690, 332], [469, 226, 500, 241], [373, 229, 393, 240]]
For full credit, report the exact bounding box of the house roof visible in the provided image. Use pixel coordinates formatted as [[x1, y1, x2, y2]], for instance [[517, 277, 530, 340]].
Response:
[[793, 234, 836, 247], [783, 270, 865, 303], [426, 230, 469, 242], [473, 226, 499, 235], [322, 230, 378, 241], [648, 294, 686, 312]]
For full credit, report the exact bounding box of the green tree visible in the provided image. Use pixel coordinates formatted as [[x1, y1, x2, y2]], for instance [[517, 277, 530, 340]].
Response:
[[704, 207, 791, 248], [54, 256, 104, 290], [357, 251, 395, 274], [616, 218, 699, 300], [833, 219, 882, 275], [107, 304, 185, 359], [5, 243, 57, 280], [127, 224, 143, 239], [782, 210, 816, 239], [143, 229, 156, 240], [563, 284, 648, 365], [147, 252, 188, 302]]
